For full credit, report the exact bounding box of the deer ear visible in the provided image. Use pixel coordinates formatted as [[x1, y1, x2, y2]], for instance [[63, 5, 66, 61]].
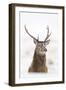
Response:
[[33, 39, 38, 44], [44, 39, 50, 45]]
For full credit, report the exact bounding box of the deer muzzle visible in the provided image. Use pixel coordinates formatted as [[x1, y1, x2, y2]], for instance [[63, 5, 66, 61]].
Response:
[[44, 48, 47, 52]]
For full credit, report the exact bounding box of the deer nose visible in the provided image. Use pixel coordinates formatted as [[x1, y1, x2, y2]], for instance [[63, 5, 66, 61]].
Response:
[[44, 48, 47, 52]]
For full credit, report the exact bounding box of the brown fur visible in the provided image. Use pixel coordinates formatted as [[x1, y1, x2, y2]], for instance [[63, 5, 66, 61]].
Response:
[[28, 50, 48, 73]]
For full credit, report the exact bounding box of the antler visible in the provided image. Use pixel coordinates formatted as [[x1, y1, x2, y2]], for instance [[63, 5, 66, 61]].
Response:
[[44, 25, 51, 42], [24, 25, 38, 41]]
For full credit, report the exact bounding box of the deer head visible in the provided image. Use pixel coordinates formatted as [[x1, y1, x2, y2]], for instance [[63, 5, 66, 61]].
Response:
[[24, 25, 51, 56]]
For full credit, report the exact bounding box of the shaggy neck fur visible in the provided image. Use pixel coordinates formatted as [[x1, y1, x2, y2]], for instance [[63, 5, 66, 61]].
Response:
[[31, 50, 46, 72]]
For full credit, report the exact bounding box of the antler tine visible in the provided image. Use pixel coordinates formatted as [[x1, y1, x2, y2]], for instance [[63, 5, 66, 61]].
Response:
[[44, 26, 51, 42], [24, 25, 37, 41]]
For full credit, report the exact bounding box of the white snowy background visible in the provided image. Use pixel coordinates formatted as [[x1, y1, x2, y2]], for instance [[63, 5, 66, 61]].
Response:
[[20, 11, 59, 79]]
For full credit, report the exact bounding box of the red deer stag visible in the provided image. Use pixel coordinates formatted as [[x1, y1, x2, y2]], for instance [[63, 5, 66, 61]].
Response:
[[24, 25, 51, 73]]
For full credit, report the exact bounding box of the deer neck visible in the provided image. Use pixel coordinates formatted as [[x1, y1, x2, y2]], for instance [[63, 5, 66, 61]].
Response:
[[33, 50, 46, 67]]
